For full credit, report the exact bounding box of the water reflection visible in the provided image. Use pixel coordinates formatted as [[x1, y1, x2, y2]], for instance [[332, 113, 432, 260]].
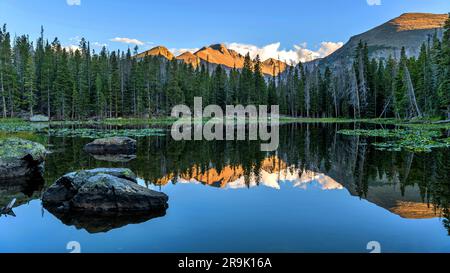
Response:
[[45, 207, 167, 234], [0, 171, 44, 210], [158, 157, 344, 191], [2, 123, 450, 236]]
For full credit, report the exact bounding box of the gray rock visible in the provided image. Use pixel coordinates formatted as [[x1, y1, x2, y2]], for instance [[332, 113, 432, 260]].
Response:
[[0, 138, 47, 179], [84, 137, 137, 155], [29, 115, 49, 122], [42, 168, 168, 213]]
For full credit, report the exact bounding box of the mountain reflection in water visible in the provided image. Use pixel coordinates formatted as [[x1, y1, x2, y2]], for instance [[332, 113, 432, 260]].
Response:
[[1, 123, 449, 245], [155, 157, 344, 191]]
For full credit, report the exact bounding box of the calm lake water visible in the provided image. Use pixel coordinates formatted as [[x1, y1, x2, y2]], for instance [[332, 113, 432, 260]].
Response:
[[1, 123, 449, 253]]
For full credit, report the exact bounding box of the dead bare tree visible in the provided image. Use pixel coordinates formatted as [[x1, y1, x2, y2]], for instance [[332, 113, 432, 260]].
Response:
[[304, 68, 311, 118], [403, 64, 423, 118], [358, 52, 368, 112], [349, 66, 361, 118]]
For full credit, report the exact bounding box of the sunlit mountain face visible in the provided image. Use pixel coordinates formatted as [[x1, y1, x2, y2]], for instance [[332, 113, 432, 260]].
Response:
[[136, 44, 289, 76]]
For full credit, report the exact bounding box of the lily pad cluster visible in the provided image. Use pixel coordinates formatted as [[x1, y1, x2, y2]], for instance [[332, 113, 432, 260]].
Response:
[[0, 122, 42, 133], [46, 128, 166, 138], [338, 129, 450, 152]]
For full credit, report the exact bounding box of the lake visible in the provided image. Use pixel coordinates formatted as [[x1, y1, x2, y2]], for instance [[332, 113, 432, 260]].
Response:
[[1, 123, 449, 253]]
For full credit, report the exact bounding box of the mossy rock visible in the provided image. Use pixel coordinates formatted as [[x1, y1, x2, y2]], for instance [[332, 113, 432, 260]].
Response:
[[42, 168, 168, 213], [0, 138, 47, 179]]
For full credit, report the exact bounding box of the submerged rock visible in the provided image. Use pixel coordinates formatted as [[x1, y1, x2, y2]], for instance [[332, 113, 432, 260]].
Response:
[[42, 168, 168, 212], [29, 115, 49, 122], [91, 154, 137, 163], [84, 137, 137, 155], [0, 138, 47, 179]]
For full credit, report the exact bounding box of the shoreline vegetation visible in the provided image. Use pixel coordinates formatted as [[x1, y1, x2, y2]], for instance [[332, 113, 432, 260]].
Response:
[[0, 116, 449, 127], [1, 117, 449, 152]]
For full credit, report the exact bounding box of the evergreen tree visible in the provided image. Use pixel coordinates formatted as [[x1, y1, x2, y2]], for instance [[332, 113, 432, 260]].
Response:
[[53, 49, 72, 120], [228, 66, 239, 105], [239, 53, 253, 104], [0, 24, 13, 117], [438, 13, 450, 119], [166, 60, 183, 112], [296, 63, 305, 117], [267, 75, 277, 109], [211, 64, 227, 109], [253, 55, 266, 105], [393, 47, 408, 118], [24, 50, 35, 116]]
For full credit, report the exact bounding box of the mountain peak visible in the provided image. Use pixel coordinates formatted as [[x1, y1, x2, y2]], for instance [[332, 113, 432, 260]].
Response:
[[262, 58, 288, 75], [388, 12, 448, 32], [195, 44, 242, 68], [209, 43, 229, 53], [136, 45, 174, 60], [263, 58, 282, 65], [314, 12, 448, 68], [176, 51, 200, 67]]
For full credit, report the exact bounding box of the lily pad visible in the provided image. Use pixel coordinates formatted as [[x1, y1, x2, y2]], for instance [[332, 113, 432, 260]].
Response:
[[338, 129, 450, 152]]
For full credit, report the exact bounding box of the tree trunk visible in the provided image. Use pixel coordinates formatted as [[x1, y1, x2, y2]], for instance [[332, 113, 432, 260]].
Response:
[[47, 70, 51, 119], [0, 70, 7, 118], [8, 85, 13, 117], [29, 89, 33, 117], [403, 64, 422, 118], [332, 85, 338, 117], [120, 61, 124, 116]]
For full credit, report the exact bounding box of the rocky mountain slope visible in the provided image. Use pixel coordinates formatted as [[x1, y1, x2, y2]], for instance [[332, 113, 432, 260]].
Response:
[[310, 13, 448, 69], [175, 51, 201, 67], [137, 43, 288, 76], [135, 45, 175, 60]]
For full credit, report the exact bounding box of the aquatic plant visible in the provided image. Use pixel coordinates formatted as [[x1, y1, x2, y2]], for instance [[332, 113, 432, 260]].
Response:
[[338, 129, 450, 152], [46, 128, 166, 138]]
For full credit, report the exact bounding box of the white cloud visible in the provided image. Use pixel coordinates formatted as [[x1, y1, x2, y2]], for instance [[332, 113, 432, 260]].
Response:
[[93, 42, 108, 48], [110, 37, 145, 46], [295, 41, 344, 62], [69, 36, 81, 42], [170, 48, 200, 57], [367, 0, 381, 6], [226, 41, 343, 64], [66, 0, 81, 6], [63, 44, 80, 52]]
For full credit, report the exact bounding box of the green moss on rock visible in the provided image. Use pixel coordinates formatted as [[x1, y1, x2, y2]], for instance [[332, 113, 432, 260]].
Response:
[[0, 138, 46, 161]]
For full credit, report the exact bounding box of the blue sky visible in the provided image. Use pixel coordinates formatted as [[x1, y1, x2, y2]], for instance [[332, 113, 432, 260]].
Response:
[[0, 0, 449, 63]]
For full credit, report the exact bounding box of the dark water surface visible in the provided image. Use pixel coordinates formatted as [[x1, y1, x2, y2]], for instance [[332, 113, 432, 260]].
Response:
[[1, 123, 449, 253]]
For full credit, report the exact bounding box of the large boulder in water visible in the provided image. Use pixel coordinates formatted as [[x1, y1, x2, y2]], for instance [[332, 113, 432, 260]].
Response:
[[0, 138, 47, 179], [84, 137, 137, 155], [42, 168, 168, 212]]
